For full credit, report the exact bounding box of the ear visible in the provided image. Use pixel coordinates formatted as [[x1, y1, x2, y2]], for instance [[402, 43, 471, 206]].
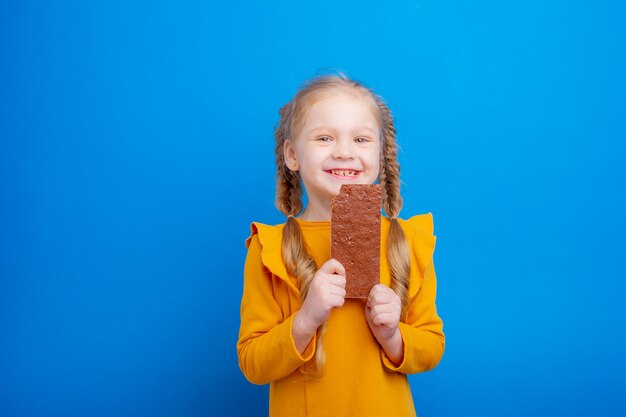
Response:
[[283, 140, 299, 171]]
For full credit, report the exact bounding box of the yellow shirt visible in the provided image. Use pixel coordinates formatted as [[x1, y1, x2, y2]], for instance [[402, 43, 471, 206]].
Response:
[[237, 214, 445, 417]]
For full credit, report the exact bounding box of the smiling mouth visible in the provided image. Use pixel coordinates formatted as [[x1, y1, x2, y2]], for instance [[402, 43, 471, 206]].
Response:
[[327, 169, 359, 177]]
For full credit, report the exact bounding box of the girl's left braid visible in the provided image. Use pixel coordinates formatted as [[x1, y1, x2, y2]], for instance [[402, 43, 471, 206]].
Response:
[[378, 100, 411, 320]]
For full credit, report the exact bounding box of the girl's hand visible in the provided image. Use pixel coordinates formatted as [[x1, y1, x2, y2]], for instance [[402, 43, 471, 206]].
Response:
[[295, 259, 346, 334], [365, 284, 402, 345]]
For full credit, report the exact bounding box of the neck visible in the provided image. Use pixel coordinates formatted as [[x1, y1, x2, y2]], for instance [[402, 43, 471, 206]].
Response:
[[299, 199, 331, 222]]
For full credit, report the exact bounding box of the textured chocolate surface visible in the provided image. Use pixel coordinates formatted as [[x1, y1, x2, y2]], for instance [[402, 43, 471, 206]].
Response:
[[331, 184, 381, 298]]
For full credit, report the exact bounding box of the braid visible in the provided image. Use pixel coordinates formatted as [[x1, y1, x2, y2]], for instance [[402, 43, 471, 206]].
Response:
[[282, 217, 317, 298], [378, 102, 403, 218], [275, 101, 325, 377], [275, 104, 303, 217], [282, 217, 326, 378], [378, 101, 411, 320], [276, 164, 303, 217]]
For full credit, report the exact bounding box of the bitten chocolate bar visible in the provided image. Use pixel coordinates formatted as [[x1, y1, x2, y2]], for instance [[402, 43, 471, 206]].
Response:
[[330, 184, 381, 298]]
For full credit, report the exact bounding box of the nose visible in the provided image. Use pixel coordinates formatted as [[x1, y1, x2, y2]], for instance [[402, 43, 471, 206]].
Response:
[[332, 138, 354, 159]]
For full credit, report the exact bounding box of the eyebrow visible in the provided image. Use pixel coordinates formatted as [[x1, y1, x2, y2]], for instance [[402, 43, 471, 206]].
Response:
[[306, 126, 378, 135]]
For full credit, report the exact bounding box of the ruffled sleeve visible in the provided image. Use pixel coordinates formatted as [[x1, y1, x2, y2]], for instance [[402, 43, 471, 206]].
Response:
[[245, 222, 299, 294], [237, 222, 316, 385], [380, 213, 446, 374], [401, 213, 437, 300]]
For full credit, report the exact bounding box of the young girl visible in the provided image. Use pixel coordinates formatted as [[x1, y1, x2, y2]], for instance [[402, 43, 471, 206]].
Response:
[[237, 73, 444, 416]]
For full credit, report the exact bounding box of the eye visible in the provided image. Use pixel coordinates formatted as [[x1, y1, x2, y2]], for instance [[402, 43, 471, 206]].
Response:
[[316, 136, 333, 142], [355, 137, 371, 143]]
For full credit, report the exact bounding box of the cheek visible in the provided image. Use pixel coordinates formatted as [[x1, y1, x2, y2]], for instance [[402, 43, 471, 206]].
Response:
[[372, 164, 381, 181], [369, 149, 382, 173], [301, 150, 326, 167]]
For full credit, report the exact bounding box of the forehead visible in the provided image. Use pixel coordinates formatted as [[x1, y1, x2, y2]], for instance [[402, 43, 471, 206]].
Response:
[[299, 91, 381, 133]]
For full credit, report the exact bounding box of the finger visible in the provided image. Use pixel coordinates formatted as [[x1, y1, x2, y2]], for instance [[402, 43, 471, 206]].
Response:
[[371, 311, 397, 328], [366, 294, 382, 308], [329, 294, 345, 308], [369, 283, 389, 297], [324, 273, 346, 288], [369, 292, 394, 307], [331, 286, 346, 299], [367, 292, 383, 308], [364, 303, 374, 323], [323, 283, 346, 298], [320, 258, 346, 277], [370, 304, 394, 317], [370, 305, 400, 323], [368, 284, 391, 303]]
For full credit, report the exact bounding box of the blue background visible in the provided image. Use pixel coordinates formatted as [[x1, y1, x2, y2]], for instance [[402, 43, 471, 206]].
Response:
[[1, 1, 625, 416]]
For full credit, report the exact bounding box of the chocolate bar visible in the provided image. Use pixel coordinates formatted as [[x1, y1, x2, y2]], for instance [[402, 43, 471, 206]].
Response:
[[331, 184, 381, 298]]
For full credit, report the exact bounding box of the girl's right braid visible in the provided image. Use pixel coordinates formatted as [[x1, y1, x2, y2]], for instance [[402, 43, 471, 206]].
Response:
[[275, 103, 303, 217], [275, 103, 326, 377], [285, 168, 303, 217]]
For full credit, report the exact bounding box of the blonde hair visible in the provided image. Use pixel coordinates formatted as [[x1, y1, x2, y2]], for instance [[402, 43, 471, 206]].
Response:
[[274, 73, 410, 377]]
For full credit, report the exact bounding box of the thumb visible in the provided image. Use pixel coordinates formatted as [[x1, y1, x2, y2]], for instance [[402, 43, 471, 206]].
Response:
[[319, 258, 346, 276]]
